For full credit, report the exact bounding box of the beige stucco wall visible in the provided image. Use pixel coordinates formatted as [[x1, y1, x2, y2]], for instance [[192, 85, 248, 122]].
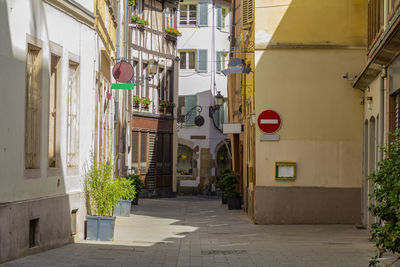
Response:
[[255, 49, 365, 188]]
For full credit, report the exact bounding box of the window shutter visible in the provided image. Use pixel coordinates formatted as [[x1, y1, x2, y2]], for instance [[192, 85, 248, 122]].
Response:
[[242, 0, 253, 28], [198, 2, 208, 26], [197, 49, 208, 73], [185, 95, 197, 126], [217, 6, 222, 28], [216, 52, 221, 72]]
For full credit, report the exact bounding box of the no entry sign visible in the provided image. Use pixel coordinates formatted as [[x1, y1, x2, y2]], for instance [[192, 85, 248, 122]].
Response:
[[257, 110, 281, 134]]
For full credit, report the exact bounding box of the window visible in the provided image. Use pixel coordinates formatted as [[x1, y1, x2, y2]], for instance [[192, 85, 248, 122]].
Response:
[[156, 133, 163, 172], [179, 3, 197, 25], [217, 6, 229, 29], [48, 54, 60, 168], [180, 51, 196, 70], [132, 131, 139, 172], [25, 44, 42, 170], [242, 0, 253, 29], [67, 61, 79, 168], [133, 0, 143, 14], [216, 52, 228, 73], [177, 95, 198, 125], [140, 132, 147, 171], [165, 7, 175, 28], [177, 145, 193, 175]]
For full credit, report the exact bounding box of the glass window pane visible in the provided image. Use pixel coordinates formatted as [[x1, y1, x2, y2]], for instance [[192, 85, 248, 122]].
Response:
[[189, 52, 195, 69], [180, 52, 187, 69]]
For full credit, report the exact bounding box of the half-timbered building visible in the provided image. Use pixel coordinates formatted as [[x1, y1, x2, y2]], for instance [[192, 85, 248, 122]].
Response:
[[126, 0, 179, 196]]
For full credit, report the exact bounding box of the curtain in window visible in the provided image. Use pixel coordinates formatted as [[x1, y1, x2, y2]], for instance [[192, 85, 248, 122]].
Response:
[[67, 62, 79, 167]]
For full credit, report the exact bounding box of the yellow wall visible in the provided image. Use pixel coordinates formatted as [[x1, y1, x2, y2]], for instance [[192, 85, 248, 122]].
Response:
[[255, 0, 366, 49], [253, 0, 366, 189], [95, 0, 116, 59]]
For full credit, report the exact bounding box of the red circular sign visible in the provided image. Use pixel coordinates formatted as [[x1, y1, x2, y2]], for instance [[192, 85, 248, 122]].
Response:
[[257, 110, 281, 134], [112, 61, 134, 83]]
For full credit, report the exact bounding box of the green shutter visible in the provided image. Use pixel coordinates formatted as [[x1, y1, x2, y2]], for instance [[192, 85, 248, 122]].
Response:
[[216, 52, 221, 72], [185, 95, 197, 126], [198, 2, 208, 26], [197, 49, 208, 73], [217, 6, 222, 29]]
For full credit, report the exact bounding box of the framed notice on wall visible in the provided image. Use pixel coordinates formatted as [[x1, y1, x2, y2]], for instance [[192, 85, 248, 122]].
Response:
[[275, 162, 296, 180]]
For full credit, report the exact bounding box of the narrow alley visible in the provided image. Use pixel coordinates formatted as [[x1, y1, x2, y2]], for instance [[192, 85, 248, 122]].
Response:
[[2, 197, 385, 267]]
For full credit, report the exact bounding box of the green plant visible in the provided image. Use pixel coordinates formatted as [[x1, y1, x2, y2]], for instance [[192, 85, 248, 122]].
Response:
[[217, 169, 240, 198], [138, 19, 149, 26], [118, 176, 137, 200], [85, 161, 122, 217], [131, 14, 140, 22], [159, 100, 168, 107], [125, 174, 144, 197], [165, 27, 182, 36], [368, 129, 400, 266], [142, 97, 151, 106], [133, 95, 142, 104], [167, 102, 176, 108], [128, 0, 135, 6]]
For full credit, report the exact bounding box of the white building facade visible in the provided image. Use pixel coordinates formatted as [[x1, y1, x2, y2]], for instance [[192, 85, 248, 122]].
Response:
[[177, 0, 231, 194], [0, 0, 116, 262]]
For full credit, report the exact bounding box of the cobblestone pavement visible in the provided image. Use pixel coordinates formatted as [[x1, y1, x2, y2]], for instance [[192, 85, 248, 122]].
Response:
[[2, 196, 395, 267]]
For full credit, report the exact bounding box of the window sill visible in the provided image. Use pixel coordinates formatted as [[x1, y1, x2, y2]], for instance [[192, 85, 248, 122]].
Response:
[[47, 168, 61, 177], [178, 25, 198, 28], [24, 169, 41, 179]]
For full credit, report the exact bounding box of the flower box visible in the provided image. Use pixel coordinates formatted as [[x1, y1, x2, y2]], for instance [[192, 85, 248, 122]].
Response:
[[165, 33, 177, 42]]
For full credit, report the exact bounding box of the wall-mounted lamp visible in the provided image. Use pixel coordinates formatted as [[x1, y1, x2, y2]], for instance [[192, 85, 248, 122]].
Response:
[[146, 59, 159, 81]]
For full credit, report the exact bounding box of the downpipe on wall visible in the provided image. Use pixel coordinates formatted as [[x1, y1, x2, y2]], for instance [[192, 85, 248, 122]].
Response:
[[380, 66, 386, 161]]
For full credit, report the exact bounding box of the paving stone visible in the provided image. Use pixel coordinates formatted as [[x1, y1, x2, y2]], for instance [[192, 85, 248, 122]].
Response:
[[2, 196, 397, 267]]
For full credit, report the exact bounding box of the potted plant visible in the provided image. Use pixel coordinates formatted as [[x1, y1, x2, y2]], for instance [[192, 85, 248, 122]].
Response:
[[220, 170, 241, 209], [159, 100, 168, 114], [128, 0, 135, 6], [131, 14, 140, 23], [84, 161, 122, 241], [127, 174, 144, 205], [133, 95, 142, 108], [142, 97, 151, 109], [167, 101, 175, 115], [113, 177, 137, 217], [165, 27, 181, 42], [216, 168, 231, 204]]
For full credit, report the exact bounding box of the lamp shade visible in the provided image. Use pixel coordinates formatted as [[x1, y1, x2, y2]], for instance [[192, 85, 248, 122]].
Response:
[[215, 91, 224, 106]]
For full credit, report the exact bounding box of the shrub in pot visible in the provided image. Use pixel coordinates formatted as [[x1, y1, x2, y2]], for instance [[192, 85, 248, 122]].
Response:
[[216, 168, 233, 204], [114, 177, 137, 217], [127, 174, 144, 205], [221, 171, 241, 210], [84, 162, 122, 241]]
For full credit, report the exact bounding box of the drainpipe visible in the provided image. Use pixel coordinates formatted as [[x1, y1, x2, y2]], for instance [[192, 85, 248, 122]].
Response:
[[384, 0, 389, 31], [380, 66, 387, 161]]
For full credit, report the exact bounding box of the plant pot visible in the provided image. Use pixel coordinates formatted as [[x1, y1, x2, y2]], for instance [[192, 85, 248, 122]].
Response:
[[114, 200, 132, 217], [136, 23, 145, 31], [132, 196, 139, 205], [142, 104, 149, 110], [166, 107, 173, 115], [228, 197, 241, 210], [222, 195, 228, 204], [86, 215, 116, 241], [165, 33, 177, 42], [133, 103, 140, 109]]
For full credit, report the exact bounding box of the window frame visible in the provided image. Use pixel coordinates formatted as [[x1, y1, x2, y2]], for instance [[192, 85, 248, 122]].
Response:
[[179, 50, 197, 70], [179, 3, 198, 26]]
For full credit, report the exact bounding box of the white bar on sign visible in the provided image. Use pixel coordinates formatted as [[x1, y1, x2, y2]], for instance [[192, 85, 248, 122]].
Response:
[[260, 119, 278, 124]]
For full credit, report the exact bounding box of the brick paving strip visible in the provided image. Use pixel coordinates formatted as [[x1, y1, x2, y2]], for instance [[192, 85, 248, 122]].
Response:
[[2, 196, 398, 266]]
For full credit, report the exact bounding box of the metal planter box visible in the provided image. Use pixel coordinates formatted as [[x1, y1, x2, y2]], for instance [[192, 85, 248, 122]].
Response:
[[114, 200, 132, 217], [228, 197, 241, 210], [86, 215, 116, 241]]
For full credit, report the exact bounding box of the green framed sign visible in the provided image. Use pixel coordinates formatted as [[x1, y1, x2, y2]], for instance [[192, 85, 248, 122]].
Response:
[[275, 162, 296, 180], [112, 83, 135, 90]]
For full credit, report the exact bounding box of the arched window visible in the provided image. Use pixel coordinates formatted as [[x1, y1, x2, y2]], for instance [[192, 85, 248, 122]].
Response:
[[177, 144, 193, 175]]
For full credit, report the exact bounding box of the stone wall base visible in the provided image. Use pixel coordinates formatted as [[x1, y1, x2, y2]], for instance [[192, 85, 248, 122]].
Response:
[[0, 192, 85, 263], [254, 186, 361, 224]]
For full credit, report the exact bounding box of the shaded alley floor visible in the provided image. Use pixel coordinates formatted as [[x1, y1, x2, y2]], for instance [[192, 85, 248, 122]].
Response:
[[1, 196, 394, 267]]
